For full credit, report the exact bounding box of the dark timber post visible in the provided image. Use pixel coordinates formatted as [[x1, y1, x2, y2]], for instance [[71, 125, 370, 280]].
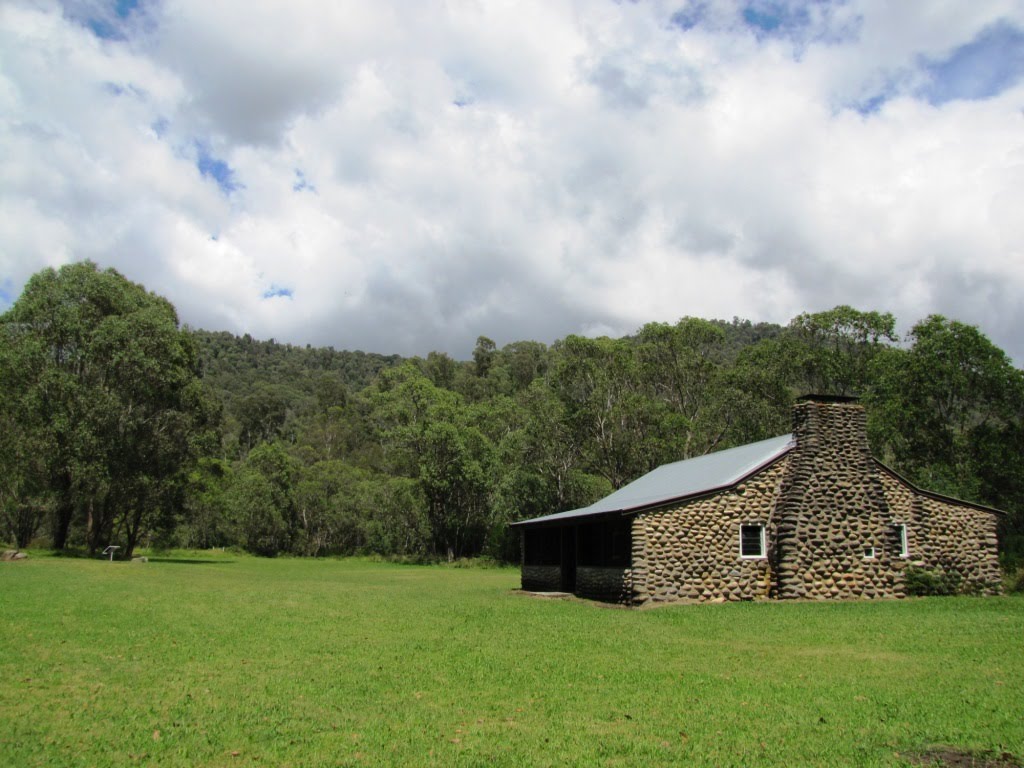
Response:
[[560, 526, 577, 592]]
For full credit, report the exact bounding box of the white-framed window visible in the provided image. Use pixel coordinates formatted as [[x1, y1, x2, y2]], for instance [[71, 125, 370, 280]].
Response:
[[894, 523, 908, 558], [739, 523, 766, 559], [863, 546, 876, 559]]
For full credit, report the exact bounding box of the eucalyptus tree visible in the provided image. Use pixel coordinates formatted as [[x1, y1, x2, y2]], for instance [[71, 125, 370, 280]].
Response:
[[493, 380, 610, 524], [180, 457, 232, 550], [718, 338, 794, 443], [369, 363, 495, 559], [497, 340, 550, 393], [291, 459, 376, 556], [867, 315, 1024, 521], [472, 336, 497, 377], [227, 441, 299, 556], [636, 318, 747, 458], [550, 334, 671, 488], [234, 383, 293, 453], [787, 306, 898, 396], [0, 262, 217, 556], [356, 475, 429, 557], [420, 350, 459, 390], [0, 363, 51, 547]]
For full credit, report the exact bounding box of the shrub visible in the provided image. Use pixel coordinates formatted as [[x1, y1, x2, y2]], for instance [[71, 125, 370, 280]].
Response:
[[1004, 566, 1024, 594], [904, 565, 961, 596]]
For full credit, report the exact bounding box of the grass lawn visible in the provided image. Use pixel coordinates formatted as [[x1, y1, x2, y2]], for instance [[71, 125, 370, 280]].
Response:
[[0, 553, 1021, 767]]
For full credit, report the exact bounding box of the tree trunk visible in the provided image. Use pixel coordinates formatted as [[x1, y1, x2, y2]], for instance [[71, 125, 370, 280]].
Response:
[[51, 499, 74, 550], [9, 503, 44, 548], [86, 499, 96, 555], [51, 471, 75, 550], [124, 509, 143, 559]]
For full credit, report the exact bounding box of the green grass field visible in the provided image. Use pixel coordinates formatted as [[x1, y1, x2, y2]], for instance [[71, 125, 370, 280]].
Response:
[[1, 553, 1021, 767]]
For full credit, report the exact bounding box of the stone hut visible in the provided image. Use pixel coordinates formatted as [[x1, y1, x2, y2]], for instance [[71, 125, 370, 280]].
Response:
[[512, 396, 1002, 604]]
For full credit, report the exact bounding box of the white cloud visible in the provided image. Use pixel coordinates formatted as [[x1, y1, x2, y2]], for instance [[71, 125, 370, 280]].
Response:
[[2, 0, 1023, 363]]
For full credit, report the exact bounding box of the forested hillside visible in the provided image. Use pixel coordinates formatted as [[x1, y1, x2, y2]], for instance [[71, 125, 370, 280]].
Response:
[[193, 330, 402, 452], [3, 263, 1023, 568]]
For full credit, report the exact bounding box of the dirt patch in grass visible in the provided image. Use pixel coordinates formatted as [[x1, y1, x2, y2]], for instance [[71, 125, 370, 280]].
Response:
[[514, 590, 632, 608], [517, 589, 575, 599], [902, 747, 1022, 767]]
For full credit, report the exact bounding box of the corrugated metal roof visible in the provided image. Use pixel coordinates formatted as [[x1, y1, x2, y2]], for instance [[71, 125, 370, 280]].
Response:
[[511, 433, 794, 526]]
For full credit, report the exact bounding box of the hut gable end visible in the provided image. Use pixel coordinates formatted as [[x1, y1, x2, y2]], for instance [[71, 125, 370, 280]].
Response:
[[773, 399, 899, 600]]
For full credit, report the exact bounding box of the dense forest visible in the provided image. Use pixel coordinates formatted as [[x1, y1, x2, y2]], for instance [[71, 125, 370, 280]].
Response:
[[3, 262, 1023, 572]]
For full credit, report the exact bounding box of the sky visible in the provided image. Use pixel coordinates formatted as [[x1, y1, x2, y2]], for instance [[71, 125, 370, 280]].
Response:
[[2, 1, 1023, 362]]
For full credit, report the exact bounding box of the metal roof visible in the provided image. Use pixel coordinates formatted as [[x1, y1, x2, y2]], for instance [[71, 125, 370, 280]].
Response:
[[511, 433, 794, 527]]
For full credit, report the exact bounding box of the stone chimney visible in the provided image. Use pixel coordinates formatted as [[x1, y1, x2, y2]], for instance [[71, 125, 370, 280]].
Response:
[[773, 396, 901, 599]]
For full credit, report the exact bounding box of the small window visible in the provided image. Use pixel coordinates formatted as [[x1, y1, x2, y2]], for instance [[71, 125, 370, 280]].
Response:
[[894, 524, 908, 558], [863, 546, 876, 559], [740, 524, 766, 559]]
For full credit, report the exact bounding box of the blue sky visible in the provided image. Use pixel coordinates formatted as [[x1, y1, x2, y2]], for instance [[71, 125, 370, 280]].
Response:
[[82, 0, 139, 39], [263, 285, 294, 300], [921, 21, 1024, 104], [196, 142, 240, 194], [1, 0, 1023, 362]]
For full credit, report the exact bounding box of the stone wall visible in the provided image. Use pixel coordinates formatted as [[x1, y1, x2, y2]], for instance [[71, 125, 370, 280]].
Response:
[[878, 468, 1001, 595], [630, 459, 787, 604], [521, 565, 561, 592], [774, 400, 901, 600], [576, 566, 632, 602]]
